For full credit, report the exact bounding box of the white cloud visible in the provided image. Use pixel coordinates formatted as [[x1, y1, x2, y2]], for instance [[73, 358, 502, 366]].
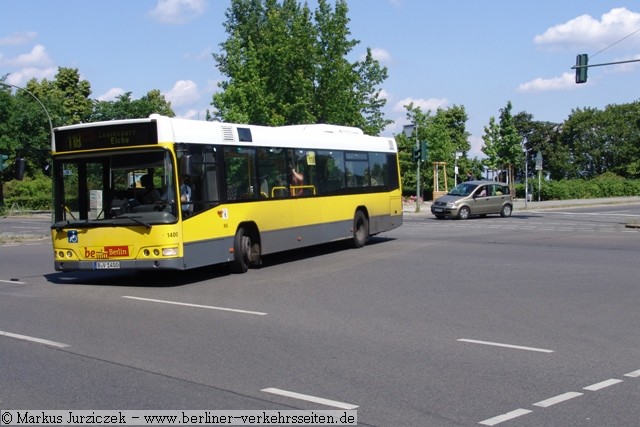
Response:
[[369, 48, 392, 63], [5, 66, 56, 86], [358, 47, 392, 63], [164, 79, 199, 107], [607, 53, 640, 72], [2, 44, 51, 68], [97, 87, 126, 101], [182, 46, 214, 62], [534, 7, 640, 50], [517, 72, 579, 92], [149, 0, 207, 24], [0, 31, 37, 46], [175, 108, 208, 120], [393, 97, 449, 113]]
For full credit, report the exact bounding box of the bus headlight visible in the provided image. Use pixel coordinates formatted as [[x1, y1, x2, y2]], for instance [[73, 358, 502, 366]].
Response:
[[162, 247, 179, 257]]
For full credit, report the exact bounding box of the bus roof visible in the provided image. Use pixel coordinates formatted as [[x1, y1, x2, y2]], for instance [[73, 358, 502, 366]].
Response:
[[53, 115, 397, 154]]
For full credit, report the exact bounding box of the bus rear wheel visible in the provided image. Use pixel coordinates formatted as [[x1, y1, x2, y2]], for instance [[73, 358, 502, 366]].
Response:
[[229, 227, 261, 273], [350, 210, 369, 248]]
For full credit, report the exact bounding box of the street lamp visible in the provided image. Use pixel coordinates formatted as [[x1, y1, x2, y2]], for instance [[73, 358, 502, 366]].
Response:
[[0, 82, 54, 148], [523, 139, 528, 209], [454, 151, 462, 186], [403, 123, 421, 213]]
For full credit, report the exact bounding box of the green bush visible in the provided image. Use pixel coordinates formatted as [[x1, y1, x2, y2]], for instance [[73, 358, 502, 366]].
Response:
[[515, 174, 640, 201], [2, 175, 52, 211]]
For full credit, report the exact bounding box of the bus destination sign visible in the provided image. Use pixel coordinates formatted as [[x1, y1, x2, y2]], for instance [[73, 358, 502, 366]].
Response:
[[54, 122, 158, 152]]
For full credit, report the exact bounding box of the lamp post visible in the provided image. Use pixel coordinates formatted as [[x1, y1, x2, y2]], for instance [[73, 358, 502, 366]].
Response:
[[454, 151, 462, 186], [0, 82, 54, 207], [0, 82, 54, 149], [523, 139, 528, 209], [403, 123, 420, 213]]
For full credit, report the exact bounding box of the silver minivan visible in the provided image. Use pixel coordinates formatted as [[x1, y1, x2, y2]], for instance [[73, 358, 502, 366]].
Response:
[[430, 180, 513, 219]]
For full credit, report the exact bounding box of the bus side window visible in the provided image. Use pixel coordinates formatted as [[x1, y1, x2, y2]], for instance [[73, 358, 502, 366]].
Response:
[[317, 150, 345, 195], [257, 147, 288, 199], [224, 146, 256, 201]]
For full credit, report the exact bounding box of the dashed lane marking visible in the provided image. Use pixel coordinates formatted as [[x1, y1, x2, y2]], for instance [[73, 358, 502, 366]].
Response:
[[458, 338, 554, 353], [122, 296, 267, 316], [583, 378, 623, 391], [0, 330, 70, 348], [533, 392, 583, 408], [261, 388, 358, 410], [478, 409, 532, 426]]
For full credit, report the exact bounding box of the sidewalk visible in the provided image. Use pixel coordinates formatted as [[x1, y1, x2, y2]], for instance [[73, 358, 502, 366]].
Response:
[[403, 196, 640, 215]]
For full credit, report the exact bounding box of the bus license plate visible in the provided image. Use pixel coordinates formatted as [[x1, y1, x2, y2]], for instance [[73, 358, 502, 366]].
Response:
[[94, 261, 120, 269]]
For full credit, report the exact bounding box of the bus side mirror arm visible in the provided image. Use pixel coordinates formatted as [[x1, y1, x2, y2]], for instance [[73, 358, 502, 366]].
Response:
[[180, 154, 193, 177]]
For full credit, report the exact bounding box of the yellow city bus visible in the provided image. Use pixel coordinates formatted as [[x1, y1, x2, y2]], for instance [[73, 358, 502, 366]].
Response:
[[51, 114, 403, 272]]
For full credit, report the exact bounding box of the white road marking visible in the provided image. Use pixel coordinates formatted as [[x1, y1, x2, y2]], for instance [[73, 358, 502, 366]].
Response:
[[624, 369, 640, 378], [548, 211, 640, 218], [261, 388, 358, 410], [0, 279, 26, 284], [0, 330, 70, 348], [122, 296, 267, 316], [533, 391, 583, 408], [583, 378, 623, 391], [457, 339, 554, 353], [478, 408, 532, 426]]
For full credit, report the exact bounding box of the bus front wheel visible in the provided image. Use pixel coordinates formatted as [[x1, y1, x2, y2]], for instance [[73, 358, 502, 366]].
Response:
[[229, 227, 258, 273], [350, 211, 369, 248]]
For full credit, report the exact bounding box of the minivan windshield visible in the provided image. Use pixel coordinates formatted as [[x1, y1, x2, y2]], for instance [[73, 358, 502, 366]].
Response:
[[448, 183, 478, 197]]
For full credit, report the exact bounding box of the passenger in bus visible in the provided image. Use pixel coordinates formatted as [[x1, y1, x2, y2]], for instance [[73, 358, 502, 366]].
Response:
[[139, 174, 161, 204], [180, 175, 193, 215], [290, 164, 304, 196]]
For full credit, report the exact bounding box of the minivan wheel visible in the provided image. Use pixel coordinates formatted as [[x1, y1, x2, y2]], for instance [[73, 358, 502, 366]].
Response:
[[457, 206, 470, 220], [500, 204, 513, 217]]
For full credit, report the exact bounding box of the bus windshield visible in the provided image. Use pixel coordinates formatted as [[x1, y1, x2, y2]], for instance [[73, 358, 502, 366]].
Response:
[[52, 148, 177, 229]]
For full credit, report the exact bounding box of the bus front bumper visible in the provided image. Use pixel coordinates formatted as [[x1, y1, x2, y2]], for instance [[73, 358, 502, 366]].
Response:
[[54, 258, 187, 271]]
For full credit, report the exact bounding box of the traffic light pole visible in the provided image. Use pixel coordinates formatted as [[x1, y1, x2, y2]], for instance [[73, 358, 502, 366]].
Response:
[[572, 55, 640, 84], [416, 148, 421, 213]]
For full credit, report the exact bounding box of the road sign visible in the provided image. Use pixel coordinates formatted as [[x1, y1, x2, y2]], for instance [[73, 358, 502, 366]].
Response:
[[535, 152, 543, 171]]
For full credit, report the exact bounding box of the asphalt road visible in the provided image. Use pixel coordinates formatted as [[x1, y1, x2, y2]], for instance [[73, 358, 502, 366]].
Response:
[[1, 203, 639, 426]]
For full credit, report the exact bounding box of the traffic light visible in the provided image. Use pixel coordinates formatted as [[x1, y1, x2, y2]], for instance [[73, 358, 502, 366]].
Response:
[[575, 54, 588, 84], [412, 146, 421, 162], [412, 141, 428, 162], [0, 154, 8, 172]]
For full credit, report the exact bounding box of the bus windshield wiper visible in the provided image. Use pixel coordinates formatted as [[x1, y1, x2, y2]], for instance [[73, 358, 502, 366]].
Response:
[[122, 215, 152, 229]]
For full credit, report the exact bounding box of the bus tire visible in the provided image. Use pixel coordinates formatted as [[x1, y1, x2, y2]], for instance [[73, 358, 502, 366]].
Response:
[[229, 227, 251, 274], [350, 210, 369, 248]]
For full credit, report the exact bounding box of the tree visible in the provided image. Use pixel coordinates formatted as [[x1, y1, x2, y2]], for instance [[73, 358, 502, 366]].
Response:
[[398, 103, 471, 197], [513, 112, 564, 181], [91, 90, 174, 121], [212, 0, 390, 134], [481, 101, 524, 179], [481, 116, 501, 173]]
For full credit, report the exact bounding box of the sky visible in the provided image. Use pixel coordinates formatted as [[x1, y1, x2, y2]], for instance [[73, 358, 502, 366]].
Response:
[[2, 0, 640, 157]]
